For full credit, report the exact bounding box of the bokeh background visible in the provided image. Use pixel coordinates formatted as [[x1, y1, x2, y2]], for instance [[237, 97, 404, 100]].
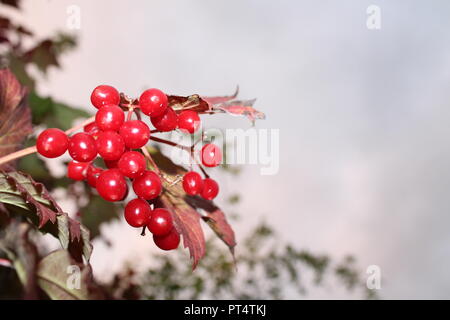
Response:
[[4, 0, 450, 299]]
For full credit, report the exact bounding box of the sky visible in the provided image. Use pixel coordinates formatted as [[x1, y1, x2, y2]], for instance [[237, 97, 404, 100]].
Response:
[[8, 0, 450, 298]]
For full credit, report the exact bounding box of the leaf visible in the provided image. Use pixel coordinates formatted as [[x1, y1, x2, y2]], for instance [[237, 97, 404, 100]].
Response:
[[28, 91, 90, 130], [0, 68, 32, 171], [158, 191, 206, 270], [36, 250, 103, 300], [0, 0, 21, 8], [167, 88, 265, 123], [0, 222, 39, 299], [185, 196, 236, 254], [23, 34, 77, 75], [80, 194, 121, 239], [0, 171, 92, 262], [150, 148, 236, 268]]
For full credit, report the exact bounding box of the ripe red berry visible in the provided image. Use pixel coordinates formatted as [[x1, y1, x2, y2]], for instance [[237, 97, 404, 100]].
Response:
[[147, 208, 173, 236], [118, 151, 146, 178], [124, 198, 151, 228], [119, 120, 150, 149], [151, 107, 178, 132], [91, 85, 120, 109], [83, 122, 101, 139], [132, 170, 162, 200], [201, 143, 222, 167], [95, 104, 125, 131], [68, 132, 97, 162], [182, 171, 204, 195], [178, 110, 201, 134], [36, 128, 69, 158], [139, 88, 168, 117], [96, 169, 127, 202], [104, 159, 119, 169], [201, 178, 219, 200], [67, 161, 90, 181], [153, 228, 180, 251], [87, 165, 103, 187], [96, 131, 125, 161]]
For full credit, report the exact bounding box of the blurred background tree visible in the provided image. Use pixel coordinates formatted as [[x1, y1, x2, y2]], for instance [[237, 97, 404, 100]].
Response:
[[0, 0, 375, 300]]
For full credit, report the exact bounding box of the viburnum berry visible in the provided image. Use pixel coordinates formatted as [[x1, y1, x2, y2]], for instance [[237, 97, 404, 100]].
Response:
[[96, 169, 127, 202], [104, 159, 119, 169], [178, 110, 200, 134], [201, 178, 219, 200], [86, 165, 103, 187], [151, 107, 178, 132], [201, 143, 222, 167], [83, 122, 101, 139], [182, 171, 204, 195], [67, 161, 90, 181], [124, 198, 152, 228], [119, 120, 150, 149], [132, 170, 162, 200], [147, 208, 173, 236], [68, 132, 97, 162], [91, 85, 120, 109], [36, 128, 69, 158], [95, 104, 125, 131], [96, 131, 125, 161], [139, 88, 168, 117], [153, 228, 180, 251], [118, 151, 146, 178]]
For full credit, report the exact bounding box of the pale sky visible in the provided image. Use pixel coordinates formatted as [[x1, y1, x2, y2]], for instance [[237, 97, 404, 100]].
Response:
[[11, 0, 450, 298]]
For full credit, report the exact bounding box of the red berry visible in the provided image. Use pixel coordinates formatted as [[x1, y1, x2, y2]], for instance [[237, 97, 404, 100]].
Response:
[[201, 143, 222, 167], [151, 107, 178, 132], [104, 159, 119, 169], [201, 178, 219, 200], [119, 120, 150, 149], [153, 228, 180, 251], [139, 88, 168, 117], [67, 161, 90, 181], [87, 165, 103, 187], [36, 128, 69, 158], [96, 169, 127, 202], [147, 208, 173, 236], [95, 104, 125, 131], [96, 131, 125, 161], [118, 151, 146, 178], [83, 122, 101, 139], [182, 171, 204, 195], [68, 132, 97, 162], [124, 198, 151, 228], [178, 110, 201, 134], [91, 85, 120, 109], [132, 170, 162, 200]]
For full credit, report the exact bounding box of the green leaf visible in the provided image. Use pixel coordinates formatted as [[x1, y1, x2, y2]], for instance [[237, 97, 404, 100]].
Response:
[[36, 250, 103, 300], [0, 171, 92, 262], [28, 91, 90, 130]]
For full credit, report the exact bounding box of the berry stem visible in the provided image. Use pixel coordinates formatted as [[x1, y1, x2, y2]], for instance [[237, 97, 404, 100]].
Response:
[[0, 116, 96, 167], [149, 136, 191, 152], [141, 146, 161, 175]]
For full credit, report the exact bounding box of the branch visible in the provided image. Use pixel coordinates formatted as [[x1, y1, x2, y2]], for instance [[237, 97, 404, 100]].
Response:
[[0, 116, 96, 167]]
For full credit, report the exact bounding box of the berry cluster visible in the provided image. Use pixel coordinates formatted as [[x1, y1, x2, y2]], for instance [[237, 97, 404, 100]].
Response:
[[36, 85, 223, 251]]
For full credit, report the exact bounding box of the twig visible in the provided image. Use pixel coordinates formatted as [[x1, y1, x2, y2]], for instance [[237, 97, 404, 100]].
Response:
[[0, 116, 96, 167]]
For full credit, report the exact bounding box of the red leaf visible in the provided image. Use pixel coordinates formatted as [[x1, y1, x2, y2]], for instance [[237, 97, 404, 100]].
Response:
[[185, 195, 236, 254], [167, 87, 265, 123], [150, 148, 236, 268], [158, 193, 206, 270], [0, 69, 32, 171]]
